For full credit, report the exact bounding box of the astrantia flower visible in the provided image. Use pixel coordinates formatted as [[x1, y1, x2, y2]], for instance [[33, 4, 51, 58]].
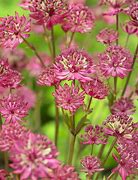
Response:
[[81, 125, 107, 145], [10, 133, 59, 180], [53, 83, 85, 113], [111, 98, 136, 115], [0, 12, 31, 49], [81, 77, 108, 99], [103, 114, 134, 139], [54, 48, 95, 82], [16, 86, 36, 109], [37, 66, 60, 86], [62, 4, 95, 33], [128, 2, 138, 27], [96, 28, 118, 44], [112, 136, 138, 180], [122, 21, 138, 35], [0, 123, 28, 152], [99, 45, 133, 78], [0, 169, 8, 180], [50, 165, 79, 180], [0, 94, 29, 123], [26, 54, 51, 77], [20, 0, 67, 29], [81, 156, 103, 176], [0, 58, 22, 89]]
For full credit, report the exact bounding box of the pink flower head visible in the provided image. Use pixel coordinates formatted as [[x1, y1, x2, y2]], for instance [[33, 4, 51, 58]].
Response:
[[50, 165, 79, 180], [112, 136, 138, 180], [99, 45, 133, 78], [81, 125, 107, 145], [53, 83, 85, 113], [111, 98, 136, 115], [96, 28, 118, 45], [81, 77, 108, 99], [54, 48, 96, 82], [0, 12, 31, 49], [10, 133, 59, 180], [128, 2, 138, 27], [0, 94, 29, 123], [103, 114, 134, 139], [0, 58, 22, 89], [62, 4, 95, 33], [20, 0, 67, 29], [81, 156, 103, 176], [1, 48, 28, 71], [37, 66, 60, 87], [122, 21, 138, 35], [0, 122, 28, 152], [16, 86, 36, 109], [26, 54, 51, 77], [0, 169, 8, 180]]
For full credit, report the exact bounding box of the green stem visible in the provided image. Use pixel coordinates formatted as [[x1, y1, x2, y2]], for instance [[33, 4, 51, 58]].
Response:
[[51, 27, 56, 61], [116, 14, 119, 45], [114, 77, 117, 99], [0, 114, 2, 129], [21, 36, 45, 67], [90, 144, 94, 155], [55, 103, 59, 147], [68, 133, 76, 165], [107, 172, 115, 180], [87, 96, 92, 111], [125, 34, 130, 48], [68, 32, 75, 47], [97, 143, 106, 159], [121, 43, 138, 97], [4, 152, 8, 170]]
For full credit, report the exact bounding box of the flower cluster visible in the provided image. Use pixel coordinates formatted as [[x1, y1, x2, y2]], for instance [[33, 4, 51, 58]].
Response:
[[0, 12, 31, 49]]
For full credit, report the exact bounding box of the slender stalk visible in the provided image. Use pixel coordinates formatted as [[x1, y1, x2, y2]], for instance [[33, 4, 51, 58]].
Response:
[[55, 102, 59, 146], [97, 143, 106, 159], [51, 27, 56, 61], [107, 172, 115, 180], [121, 43, 138, 96], [114, 77, 117, 99], [21, 36, 45, 67], [0, 114, 2, 129], [68, 32, 75, 47], [116, 14, 119, 45], [95, 138, 117, 180], [68, 133, 76, 165], [4, 152, 8, 170], [87, 96, 92, 111], [68, 115, 76, 165], [90, 144, 93, 155]]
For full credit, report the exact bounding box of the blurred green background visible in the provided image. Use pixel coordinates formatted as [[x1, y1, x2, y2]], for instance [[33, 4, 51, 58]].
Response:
[[0, 0, 138, 179]]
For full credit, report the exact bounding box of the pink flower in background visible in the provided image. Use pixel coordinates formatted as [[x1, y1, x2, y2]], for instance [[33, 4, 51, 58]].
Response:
[[128, 2, 138, 27], [81, 156, 103, 176], [111, 98, 136, 115], [53, 83, 85, 113], [81, 77, 108, 99], [54, 48, 95, 82], [0, 58, 22, 89], [10, 133, 59, 180], [0, 123, 28, 152], [81, 125, 107, 145], [0, 12, 31, 49], [50, 165, 79, 180], [96, 28, 118, 44], [26, 54, 51, 77], [0, 94, 29, 123], [0, 169, 8, 180], [68, 0, 86, 4], [103, 114, 134, 139], [112, 136, 138, 180], [37, 66, 60, 87], [16, 86, 36, 109], [99, 45, 133, 78], [62, 4, 95, 33], [20, 0, 67, 29], [122, 21, 138, 35], [1, 48, 28, 71]]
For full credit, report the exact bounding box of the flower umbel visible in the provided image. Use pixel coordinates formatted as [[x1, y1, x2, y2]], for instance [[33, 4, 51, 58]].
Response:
[[10, 133, 59, 180], [53, 83, 85, 113], [0, 12, 31, 49], [99, 45, 133, 78], [54, 48, 95, 82]]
